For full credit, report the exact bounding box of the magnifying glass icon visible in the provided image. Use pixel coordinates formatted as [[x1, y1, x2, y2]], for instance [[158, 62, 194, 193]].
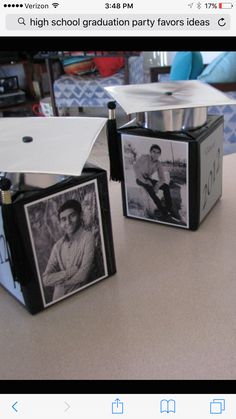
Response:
[[18, 17, 26, 25]]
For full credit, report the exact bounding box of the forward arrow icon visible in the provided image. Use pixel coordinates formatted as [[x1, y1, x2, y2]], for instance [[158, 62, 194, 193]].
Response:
[[64, 401, 70, 412]]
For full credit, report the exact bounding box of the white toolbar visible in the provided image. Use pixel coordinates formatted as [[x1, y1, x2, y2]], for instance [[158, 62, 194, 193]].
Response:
[[0, 394, 234, 419]]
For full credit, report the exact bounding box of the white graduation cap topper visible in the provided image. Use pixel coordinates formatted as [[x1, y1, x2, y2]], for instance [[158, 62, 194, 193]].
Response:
[[0, 117, 107, 176], [105, 80, 236, 114]]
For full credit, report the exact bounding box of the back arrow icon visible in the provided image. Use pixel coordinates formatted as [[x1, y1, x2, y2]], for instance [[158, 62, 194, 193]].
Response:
[[12, 402, 18, 412], [64, 401, 70, 412]]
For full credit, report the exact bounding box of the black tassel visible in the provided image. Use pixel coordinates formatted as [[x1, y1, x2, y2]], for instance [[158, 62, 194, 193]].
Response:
[[106, 101, 124, 182], [0, 177, 26, 285]]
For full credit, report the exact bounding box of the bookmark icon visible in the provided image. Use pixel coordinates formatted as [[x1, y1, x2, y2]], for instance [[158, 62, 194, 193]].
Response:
[[160, 399, 176, 413]]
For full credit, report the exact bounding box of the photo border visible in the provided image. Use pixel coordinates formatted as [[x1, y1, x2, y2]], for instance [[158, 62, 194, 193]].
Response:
[[121, 133, 189, 229], [24, 178, 108, 307]]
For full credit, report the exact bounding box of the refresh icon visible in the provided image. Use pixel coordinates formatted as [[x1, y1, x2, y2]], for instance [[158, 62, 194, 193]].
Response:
[[218, 17, 227, 26]]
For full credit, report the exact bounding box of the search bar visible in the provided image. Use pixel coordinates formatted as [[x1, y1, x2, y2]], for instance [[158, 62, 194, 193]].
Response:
[[6, 14, 230, 30]]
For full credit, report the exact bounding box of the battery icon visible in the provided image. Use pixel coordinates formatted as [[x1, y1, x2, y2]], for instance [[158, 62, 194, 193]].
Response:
[[219, 2, 233, 7]]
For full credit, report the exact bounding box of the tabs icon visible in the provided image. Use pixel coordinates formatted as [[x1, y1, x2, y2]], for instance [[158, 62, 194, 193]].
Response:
[[210, 399, 225, 414], [160, 399, 176, 413]]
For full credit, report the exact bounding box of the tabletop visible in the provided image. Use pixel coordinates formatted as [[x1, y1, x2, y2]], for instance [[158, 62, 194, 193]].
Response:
[[0, 153, 236, 380]]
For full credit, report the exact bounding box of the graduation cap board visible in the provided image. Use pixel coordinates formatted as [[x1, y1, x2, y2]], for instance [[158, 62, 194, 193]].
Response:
[[105, 81, 234, 230], [0, 117, 106, 177], [105, 80, 236, 131], [105, 80, 236, 113], [0, 117, 116, 314]]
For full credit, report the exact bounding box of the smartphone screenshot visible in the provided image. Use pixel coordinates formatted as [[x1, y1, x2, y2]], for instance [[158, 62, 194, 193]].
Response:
[[0, 0, 236, 407]]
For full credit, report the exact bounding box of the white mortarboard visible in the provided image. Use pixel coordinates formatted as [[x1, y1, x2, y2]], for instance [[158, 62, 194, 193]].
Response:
[[0, 117, 107, 176], [105, 80, 236, 114]]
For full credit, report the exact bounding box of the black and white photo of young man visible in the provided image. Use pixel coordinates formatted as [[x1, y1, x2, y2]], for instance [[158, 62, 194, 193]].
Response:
[[122, 134, 189, 228], [25, 180, 108, 306], [42, 199, 95, 301]]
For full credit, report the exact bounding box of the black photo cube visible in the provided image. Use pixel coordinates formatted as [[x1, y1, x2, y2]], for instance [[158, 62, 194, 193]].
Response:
[[105, 80, 235, 230], [0, 117, 116, 314], [119, 115, 223, 230], [0, 165, 116, 314]]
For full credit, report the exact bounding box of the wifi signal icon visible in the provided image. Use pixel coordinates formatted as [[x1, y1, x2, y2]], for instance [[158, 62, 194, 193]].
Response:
[[52, 2, 59, 7]]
